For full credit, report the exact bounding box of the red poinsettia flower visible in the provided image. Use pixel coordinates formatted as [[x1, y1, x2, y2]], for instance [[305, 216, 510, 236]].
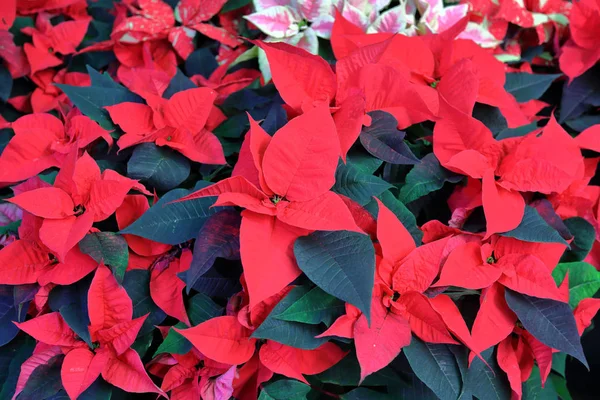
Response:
[[105, 87, 226, 164], [331, 12, 528, 127], [176, 280, 346, 397], [111, 0, 239, 60], [255, 38, 434, 159], [177, 106, 361, 307], [433, 236, 566, 301], [0, 110, 113, 185], [319, 199, 467, 381], [149, 349, 235, 399], [191, 62, 261, 104], [21, 12, 89, 74], [13, 264, 165, 400], [559, 0, 600, 79], [433, 61, 584, 236], [7, 151, 148, 262], [0, 210, 97, 286]]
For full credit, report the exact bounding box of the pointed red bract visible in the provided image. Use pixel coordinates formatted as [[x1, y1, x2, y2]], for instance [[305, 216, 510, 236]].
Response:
[[255, 41, 336, 112], [14, 312, 79, 347], [240, 211, 308, 308], [102, 348, 165, 396], [262, 105, 340, 202], [61, 348, 105, 400], [354, 300, 411, 382], [88, 264, 134, 335], [175, 316, 256, 365], [375, 198, 415, 264]]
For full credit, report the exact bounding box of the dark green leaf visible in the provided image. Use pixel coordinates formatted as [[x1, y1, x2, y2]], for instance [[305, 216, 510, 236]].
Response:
[[185, 50, 218, 79], [473, 104, 508, 134], [131, 330, 154, 358], [48, 276, 92, 346], [523, 366, 557, 400], [505, 73, 561, 102], [294, 230, 375, 321], [552, 262, 600, 308], [222, 0, 251, 13], [258, 379, 311, 400], [463, 348, 511, 400], [57, 67, 143, 129], [399, 153, 462, 204], [565, 115, 600, 132], [274, 286, 344, 325], [403, 337, 462, 400], [562, 218, 595, 262], [316, 351, 394, 387], [154, 323, 192, 357], [120, 182, 226, 245], [127, 143, 190, 191], [560, 64, 600, 123], [187, 293, 223, 326], [495, 122, 538, 140], [78, 378, 112, 400], [0, 336, 35, 399], [252, 286, 328, 349], [341, 388, 390, 400], [79, 232, 129, 282], [0, 292, 27, 346], [500, 206, 568, 245], [17, 355, 64, 400], [333, 160, 392, 206], [552, 353, 567, 377], [163, 69, 197, 99], [549, 373, 572, 400], [504, 290, 588, 368], [123, 270, 166, 336], [186, 210, 241, 293], [0, 65, 12, 102], [359, 111, 419, 165]]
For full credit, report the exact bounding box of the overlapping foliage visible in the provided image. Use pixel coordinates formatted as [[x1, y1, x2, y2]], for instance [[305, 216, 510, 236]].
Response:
[[1, 0, 600, 399]]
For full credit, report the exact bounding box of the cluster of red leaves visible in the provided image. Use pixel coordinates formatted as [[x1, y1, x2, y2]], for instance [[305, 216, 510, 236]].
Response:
[[1, 1, 600, 400]]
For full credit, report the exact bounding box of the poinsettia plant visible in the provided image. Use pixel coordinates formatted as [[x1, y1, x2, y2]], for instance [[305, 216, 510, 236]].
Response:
[[1, 0, 600, 399]]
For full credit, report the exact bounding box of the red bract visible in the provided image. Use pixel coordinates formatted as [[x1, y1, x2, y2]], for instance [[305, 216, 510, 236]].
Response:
[[559, 0, 600, 79], [7, 152, 148, 261], [320, 199, 466, 381], [21, 12, 89, 74], [177, 105, 361, 307], [13, 265, 165, 399], [0, 112, 112, 184], [111, 0, 239, 60], [176, 283, 345, 395], [433, 66, 584, 235], [105, 87, 226, 164]]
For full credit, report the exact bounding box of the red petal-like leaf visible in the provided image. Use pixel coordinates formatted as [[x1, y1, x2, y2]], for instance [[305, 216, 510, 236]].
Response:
[[15, 312, 78, 347], [88, 264, 133, 334], [175, 316, 256, 365], [8, 187, 74, 219], [240, 211, 308, 308], [61, 348, 106, 400], [102, 348, 165, 396], [354, 299, 411, 382], [262, 105, 340, 202]]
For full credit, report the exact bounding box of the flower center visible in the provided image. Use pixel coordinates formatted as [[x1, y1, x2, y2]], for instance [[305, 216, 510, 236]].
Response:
[[271, 195, 283, 205], [73, 204, 86, 216]]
